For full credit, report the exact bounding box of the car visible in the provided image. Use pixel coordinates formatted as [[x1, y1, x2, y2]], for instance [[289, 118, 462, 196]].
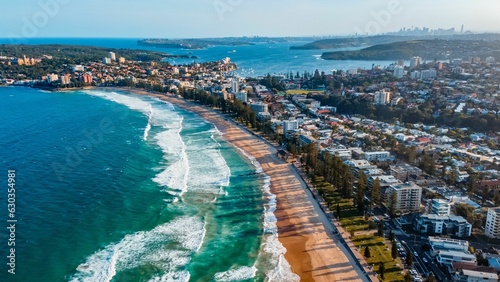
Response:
[[422, 257, 428, 263], [414, 251, 419, 257]]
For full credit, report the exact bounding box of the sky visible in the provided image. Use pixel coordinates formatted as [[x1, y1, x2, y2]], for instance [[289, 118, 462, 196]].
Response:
[[2, 0, 500, 39]]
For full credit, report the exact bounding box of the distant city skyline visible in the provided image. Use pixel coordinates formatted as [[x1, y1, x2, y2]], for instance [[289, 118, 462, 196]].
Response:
[[1, 0, 500, 39]]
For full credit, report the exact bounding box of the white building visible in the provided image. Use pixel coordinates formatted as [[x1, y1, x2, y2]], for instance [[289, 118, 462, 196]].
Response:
[[72, 65, 85, 72], [429, 237, 470, 253], [421, 69, 437, 79], [374, 90, 391, 105], [437, 250, 476, 267], [102, 57, 112, 64], [485, 56, 495, 64], [410, 56, 422, 68], [386, 182, 422, 213], [415, 214, 472, 237], [364, 151, 391, 162], [485, 208, 500, 239], [410, 70, 421, 79], [393, 65, 404, 78], [231, 79, 239, 93], [108, 52, 116, 61], [46, 73, 59, 83], [427, 199, 451, 216], [283, 120, 299, 133], [453, 269, 498, 282]]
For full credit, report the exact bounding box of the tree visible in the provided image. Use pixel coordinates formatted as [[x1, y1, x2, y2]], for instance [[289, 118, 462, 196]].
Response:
[[405, 252, 413, 265], [371, 178, 381, 208], [378, 221, 384, 237], [389, 192, 398, 218], [364, 246, 371, 258], [391, 241, 398, 259], [389, 230, 395, 242], [404, 272, 413, 282], [336, 203, 341, 219], [356, 171, 367, 212], [379, 262, 385, 280]]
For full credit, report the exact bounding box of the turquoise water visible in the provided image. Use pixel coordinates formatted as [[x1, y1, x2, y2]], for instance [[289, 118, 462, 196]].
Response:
[[0, 87, 296, 281]]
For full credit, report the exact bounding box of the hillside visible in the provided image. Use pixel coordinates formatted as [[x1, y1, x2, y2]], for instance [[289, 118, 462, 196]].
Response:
[[0, 44, 193, 63], [321, 39, 500, 61]]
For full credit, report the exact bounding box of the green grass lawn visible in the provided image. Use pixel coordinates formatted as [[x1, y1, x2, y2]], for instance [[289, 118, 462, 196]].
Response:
[[311, 177, 403, 281], [353, 235, 404, 281]]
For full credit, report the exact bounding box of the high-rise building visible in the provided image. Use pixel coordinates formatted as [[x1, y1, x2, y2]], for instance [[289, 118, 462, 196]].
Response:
[[374, 90, 391, 105], [118, 57, 126, 64], [231, 79, 239, 93], [386, 182, 422, 213], [108, 52, 116, 61], [103, 57, 112, 64], [82, 73, 93, 84], [393, 65, 404, 78], [410, 56, 422, 68], [235, 91, 247, 102], [60, 74, 71, 85], [485, 208, 500, 239], [47, 73, 59, 83]]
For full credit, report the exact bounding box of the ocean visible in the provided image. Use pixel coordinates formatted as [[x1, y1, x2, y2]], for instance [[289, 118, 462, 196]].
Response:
[[0, 87, 298, 282], [0, 38, 389, 281], [0, 37, 396, 77]]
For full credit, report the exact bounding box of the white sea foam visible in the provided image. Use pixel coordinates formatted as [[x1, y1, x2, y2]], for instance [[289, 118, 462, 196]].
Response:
[[143, 105, 153, 141], [235, 147, 300, 282], [147, 271, 190, 282], [181, 126, 231, 195], [213, 266, 257, 281], [70, 216, 205, 282], [83, 90, 190, 196]]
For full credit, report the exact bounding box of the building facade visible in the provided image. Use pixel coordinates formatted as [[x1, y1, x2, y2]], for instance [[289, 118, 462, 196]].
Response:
[[386, 182, 422, 213], [415, 214, 472, 237], [485, 208, 500, 239]]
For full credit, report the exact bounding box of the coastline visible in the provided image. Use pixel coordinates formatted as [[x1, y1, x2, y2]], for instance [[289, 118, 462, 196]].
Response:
[[111, 87, 366, 282]]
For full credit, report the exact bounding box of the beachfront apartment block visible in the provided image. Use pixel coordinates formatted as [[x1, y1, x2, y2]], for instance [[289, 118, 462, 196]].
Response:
[[427, 198, 451, 216], [364, 151, 391, 162], [485, 208, 500, 239], [386, 182, 422, 213], [414, 214, 472, 237]]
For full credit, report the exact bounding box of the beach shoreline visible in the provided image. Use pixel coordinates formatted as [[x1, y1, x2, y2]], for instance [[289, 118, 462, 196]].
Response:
[[107, 87, 366, 282]]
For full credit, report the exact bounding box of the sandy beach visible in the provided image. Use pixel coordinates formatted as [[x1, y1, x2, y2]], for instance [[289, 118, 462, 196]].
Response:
[[123, 89, 365, 282]]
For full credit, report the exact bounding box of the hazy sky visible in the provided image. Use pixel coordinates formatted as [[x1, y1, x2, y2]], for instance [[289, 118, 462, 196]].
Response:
[[2, 0, 500, 38]]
